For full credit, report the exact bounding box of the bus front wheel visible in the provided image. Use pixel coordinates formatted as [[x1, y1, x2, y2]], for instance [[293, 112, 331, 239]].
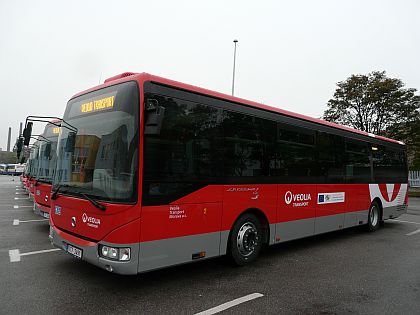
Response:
[[229, 213, 263, 266], [367, 201, 381, 232]]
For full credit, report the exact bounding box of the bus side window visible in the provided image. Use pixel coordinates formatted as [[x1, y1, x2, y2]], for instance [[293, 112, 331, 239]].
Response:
[[276, 123, 317, 184], [345, 139, 371, 183], [316, 132, 345, 184], [223, 111, 276, 182], [372, 145, 407, 183]]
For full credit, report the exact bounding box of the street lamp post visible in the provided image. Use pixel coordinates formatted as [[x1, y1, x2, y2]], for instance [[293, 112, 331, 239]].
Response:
[[232, 39, 238, 96]]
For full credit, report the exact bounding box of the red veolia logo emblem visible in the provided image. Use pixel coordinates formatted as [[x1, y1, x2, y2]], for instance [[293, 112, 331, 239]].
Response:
[[378, 184, 401, 202]]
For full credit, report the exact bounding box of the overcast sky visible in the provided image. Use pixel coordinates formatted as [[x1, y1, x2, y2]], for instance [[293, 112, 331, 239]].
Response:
[[1, 0, 419, 150]]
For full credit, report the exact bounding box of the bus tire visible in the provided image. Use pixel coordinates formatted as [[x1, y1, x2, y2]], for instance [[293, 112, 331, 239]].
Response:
[[367, 201, 381, 232], [229, 213, 262, 266]]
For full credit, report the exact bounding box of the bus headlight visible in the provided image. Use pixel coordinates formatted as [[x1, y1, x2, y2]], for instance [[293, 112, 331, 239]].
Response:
[[99, 245, 131, 261]]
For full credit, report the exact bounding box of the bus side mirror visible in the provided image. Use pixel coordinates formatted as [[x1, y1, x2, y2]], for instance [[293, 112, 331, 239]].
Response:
[[65, 132, 76, 153], [17, 137, 23, 159], [144, 106, 165, 135], [23, 122, 33, 146]]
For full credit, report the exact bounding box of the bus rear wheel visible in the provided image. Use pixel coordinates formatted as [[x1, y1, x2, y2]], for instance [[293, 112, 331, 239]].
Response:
[[367, 201, 381, 232], [229, 213, 262, 266]]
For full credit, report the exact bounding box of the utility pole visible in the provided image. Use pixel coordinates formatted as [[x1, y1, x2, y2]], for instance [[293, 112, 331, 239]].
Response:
[[232, 39, 238, 96]]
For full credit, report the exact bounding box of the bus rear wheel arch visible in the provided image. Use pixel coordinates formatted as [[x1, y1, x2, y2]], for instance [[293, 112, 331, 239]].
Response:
[[228, 211, 266, 266]]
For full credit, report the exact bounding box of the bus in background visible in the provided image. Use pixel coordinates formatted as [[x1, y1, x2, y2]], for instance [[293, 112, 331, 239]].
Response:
[[20, 163, 28, 188], [0, 164, 6, 175], [33, 122, 60, 219], [49, 72, 408, 275], [5, 163, 25, 176], [27, 141, 40, 200], [14, 164, 25, 176]]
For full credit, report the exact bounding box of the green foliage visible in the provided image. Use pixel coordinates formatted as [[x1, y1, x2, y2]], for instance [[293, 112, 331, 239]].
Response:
[[323, 71, 420, 169], [0, 151, 17, 164]]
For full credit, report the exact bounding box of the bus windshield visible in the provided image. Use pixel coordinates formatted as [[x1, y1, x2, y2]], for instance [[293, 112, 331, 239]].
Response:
[[53, 81, 139, 203], [28, 143, 40, 177], [37, 123, 59, 183]]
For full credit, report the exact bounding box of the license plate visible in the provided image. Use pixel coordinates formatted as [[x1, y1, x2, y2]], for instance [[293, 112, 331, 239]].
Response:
[[67, 244, 82, 259], [42, 212, 50, 219]]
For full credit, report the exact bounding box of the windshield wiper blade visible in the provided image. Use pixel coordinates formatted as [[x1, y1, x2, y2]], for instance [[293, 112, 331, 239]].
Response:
[[51, 184, 63, 200], [35, 177, 51, 186], [80, 193, 106, 211]]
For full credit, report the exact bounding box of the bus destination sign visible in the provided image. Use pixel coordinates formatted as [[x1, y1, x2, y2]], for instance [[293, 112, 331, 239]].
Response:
[[80, 95, 115, 114]]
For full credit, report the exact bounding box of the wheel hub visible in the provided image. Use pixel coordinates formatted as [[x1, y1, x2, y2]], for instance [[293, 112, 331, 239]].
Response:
[[370, 205, 379, 226], [237, 222, 259, 257]]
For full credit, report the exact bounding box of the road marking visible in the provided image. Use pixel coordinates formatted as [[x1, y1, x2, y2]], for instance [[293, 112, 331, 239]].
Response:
[[9, 248, 60, 262], [13, 205, 33, 209], [391, 219, 420, 225], [195, 293, 264, 315], [15, 192, 26, 195], [14, 197, 29, 200], [406, 229, 420, 236], [13, 219, 49, 226], [9, 249, 20, 262]]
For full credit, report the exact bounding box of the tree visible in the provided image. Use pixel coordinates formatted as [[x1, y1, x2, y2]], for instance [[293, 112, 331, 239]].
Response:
[[323, 71, 420, 169]]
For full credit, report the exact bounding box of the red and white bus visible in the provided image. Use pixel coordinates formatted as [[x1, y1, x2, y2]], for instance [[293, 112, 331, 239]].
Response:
[[33, 122, 60, 219], [49, 72, 408, 275]]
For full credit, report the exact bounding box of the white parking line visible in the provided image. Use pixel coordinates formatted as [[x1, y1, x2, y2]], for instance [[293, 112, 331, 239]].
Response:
[[14, 205, 33, 209], [406, 229, 420, 236], [15, 192, 26, 195], [194, 293, 264, 315], [13, 219, 49, 226], [391, 219, 420, 225], [14, 197, 29, 200], [9, 248, 61, 262]]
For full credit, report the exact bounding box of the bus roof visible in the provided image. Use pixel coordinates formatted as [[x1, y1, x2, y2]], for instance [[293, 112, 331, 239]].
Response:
[[72, 72, 404, 146]]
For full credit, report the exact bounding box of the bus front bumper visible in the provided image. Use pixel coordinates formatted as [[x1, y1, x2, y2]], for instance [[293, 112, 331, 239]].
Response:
[[50, 225, 139, 275], [33, 202, 50, 219]]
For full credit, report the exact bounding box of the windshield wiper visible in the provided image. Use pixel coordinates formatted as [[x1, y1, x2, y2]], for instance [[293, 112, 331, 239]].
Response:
[[35, 177, 51, 186], [51, 184, 64, 200], [79, 193, 106, 211]]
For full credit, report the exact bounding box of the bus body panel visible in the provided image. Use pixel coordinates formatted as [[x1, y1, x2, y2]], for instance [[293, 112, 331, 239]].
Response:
[[369, 183, 408, 219], [222, 184, 277, 231], [34, 202, 51, 219], [51, 196, 140, 242], [33, 182, 52, 218], [138, 185, 223, 271]]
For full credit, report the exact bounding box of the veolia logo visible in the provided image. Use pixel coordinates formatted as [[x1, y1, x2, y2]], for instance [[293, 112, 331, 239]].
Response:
[[82, 213, 101, 226], [284, 191, 312, 205], [285, 191, 293, 204]]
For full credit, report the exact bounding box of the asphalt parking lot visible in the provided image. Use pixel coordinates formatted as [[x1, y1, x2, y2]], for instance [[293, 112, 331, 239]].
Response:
[[1, 175, 419, 314]]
